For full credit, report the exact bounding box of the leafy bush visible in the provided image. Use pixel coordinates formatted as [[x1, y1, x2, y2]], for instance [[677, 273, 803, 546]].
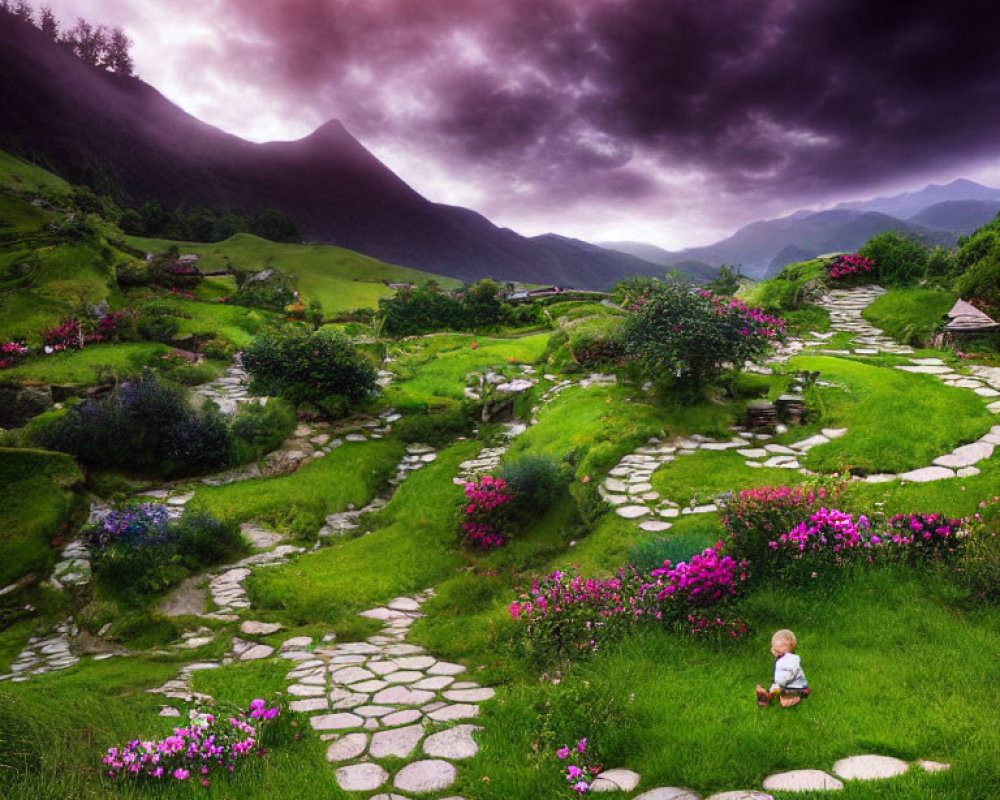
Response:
[[857, 231, 929, 285], [391, 406, 476, 447], [721, 484, 835, 582], [231, 268, 296, 311], [377, 281, 543, 336], [137, 314, 180, 343], [738, 260, 827, 313], [623, 285, 784, 399], [228, 399, 297, 464], [627, 531, 715, 573], [242, 326, 377, 409], [89, 505, 243, 595], [36, 371, 230, 477], [498, 455, 570, 526]]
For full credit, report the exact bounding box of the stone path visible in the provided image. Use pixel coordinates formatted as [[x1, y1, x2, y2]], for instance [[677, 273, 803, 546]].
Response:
[[591, 753, 949, 797], [283, 592, 482, 798]]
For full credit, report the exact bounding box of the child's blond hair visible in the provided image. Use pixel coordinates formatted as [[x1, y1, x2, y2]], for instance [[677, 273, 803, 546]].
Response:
[[772, 629, 797, 651]]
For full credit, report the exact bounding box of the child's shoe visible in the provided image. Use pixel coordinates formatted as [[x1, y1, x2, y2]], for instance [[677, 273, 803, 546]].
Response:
[[755, 686, 771, 706]]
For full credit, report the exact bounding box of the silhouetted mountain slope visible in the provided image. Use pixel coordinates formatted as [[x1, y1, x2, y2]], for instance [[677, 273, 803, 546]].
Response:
[[0, 14, 663, 290], [908, 200, 1000, 236], [836, 178, 1000, 219]]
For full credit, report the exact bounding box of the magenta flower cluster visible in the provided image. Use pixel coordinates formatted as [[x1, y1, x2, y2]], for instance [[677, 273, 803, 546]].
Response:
[[646, 544, 745, 608], [828, 253, 874, 279], [687, 612, 750, 640], [0, 339, 29, 369], [698, 290, 786, 339], [102, 699, 280, 786], [885, 512, 965, 557], [556, 738, 596, 795], [461, 475, 515, 549], [769, 507, 867, 555]]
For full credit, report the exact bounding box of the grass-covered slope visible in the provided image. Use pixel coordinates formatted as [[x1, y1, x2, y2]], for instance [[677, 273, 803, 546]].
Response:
[[862, 287, 957, 346], [0, 448, 82, 586], [126, 233, 461, 315]]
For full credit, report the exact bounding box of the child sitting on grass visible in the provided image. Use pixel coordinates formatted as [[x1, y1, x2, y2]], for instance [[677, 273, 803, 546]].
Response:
[[756, 629, 810, 707]]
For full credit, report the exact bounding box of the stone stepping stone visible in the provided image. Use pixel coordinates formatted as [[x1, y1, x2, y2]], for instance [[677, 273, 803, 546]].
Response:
[[414, 675, 454, 690], [443, 687, 494, 702], [428, 661, 466, 676], [428, 704, 479, 722], [282, 636, 313, 649], [633, 788, 699, 800], [864, 473, 897, 483], [591, 768, 641, 792], [370, 723, 425, 758], [640, 520, 673, 532], [239, 644, 274, 660], [616, 505, 652, 519], [423, 724, 482, 759], [933, 441, 994, 468], [917, 760, 951, 772], [361, 607, 409, 620], [394, 655, 437, 670], [371, 794, 411, 800], [605, 478, 630, 493], [764, 444, 796, 454], [394, 759, 457, 793], [383, 709, 423, 726], [899, 466, 955, 483], [290, 698, 328, 713], [791, 434, 829, 451], [373, 686, 436, 705], [325, 732, 369, 762], [388, 597, 421, 612], [289, 684, 326, 697], [737, 448, 767, 458], [628, 483, 654, 494], [957, 466, 981, 477], [356, 705, 396, 718], [832, 754, 909, 781], [383, 670, 424, 684], [604, 494, 631, 506], [896, 365, 952, 374], [310, 712, 364, 731], [330, 690, 370, 709], [910, 357, 946, 366], [353, 679, 390, 693], [336, 762, 389, 792], [332, 666, 376, 684], [975, 387, 1000, 397], [683, 504, 718, 514], [762, 769, 843, 792], [240, 620, 282, 636], [706, 793, 773, 800]]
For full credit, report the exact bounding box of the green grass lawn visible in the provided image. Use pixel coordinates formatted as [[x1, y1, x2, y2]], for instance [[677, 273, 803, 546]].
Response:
[[0, 341, 170, 384], [125, 233, 460, 315], [189, 439, 402, 536], [0, 151, 70, 195], [0, 448, 82, 586], [863, 288, 957, 346], [791, 356, 994, 475], [650, 449, 803, 507], [383, 332, 552, 411], [130, 294, 274, 349]]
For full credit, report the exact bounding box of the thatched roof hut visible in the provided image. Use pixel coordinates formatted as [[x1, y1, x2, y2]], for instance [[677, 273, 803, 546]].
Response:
[[944, 299, 1000, 333]]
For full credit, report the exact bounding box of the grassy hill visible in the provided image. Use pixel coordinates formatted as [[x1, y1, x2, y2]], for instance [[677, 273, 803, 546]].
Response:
[[126, 233, 461, 316]]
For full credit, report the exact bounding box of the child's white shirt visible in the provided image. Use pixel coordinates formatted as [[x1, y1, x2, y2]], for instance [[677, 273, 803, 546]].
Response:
[[771, 652, 808, 690]]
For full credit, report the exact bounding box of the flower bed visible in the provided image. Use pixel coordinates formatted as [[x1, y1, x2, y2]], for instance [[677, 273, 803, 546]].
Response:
[[102, 698, 282, 785], [461, 475, 515, 549], [828, 253, 874, 280]]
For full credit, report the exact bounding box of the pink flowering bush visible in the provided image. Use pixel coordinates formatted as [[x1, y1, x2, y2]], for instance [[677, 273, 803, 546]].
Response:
[[460, 475, 515, 549], [556, 737, 600, 795], [884, 512, 965, 560], [102, 698, 285, 786], [0, 340, 29, 369], [509, 545, 747, 660], [721, 484, 837, 580], [40, 318, 84, 351], [828, 253, 874, 280]]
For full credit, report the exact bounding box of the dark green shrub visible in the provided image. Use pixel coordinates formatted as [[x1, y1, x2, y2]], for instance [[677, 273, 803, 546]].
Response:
[[137, 314, 180, 343], [36, 371, 230, 476], [229, 399, 296, 464], [242, 327, 378, 409], [174, 512, 244, 567], [857, 231, 929, 285], [391, 407, 477, 446], [232, 268, 296, 311], [627, 531, 716, 573], [498, 454, 571, 526]]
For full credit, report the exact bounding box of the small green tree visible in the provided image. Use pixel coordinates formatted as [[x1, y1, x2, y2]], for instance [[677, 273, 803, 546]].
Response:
[[623, 285, 784, 401], [242, 327, 378, 410], [707, 264, 744, 295], [857, 231, 928, 285]]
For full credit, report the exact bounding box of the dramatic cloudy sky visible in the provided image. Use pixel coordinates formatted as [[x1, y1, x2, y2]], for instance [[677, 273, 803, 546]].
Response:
[[43, 0, 1000, 247]]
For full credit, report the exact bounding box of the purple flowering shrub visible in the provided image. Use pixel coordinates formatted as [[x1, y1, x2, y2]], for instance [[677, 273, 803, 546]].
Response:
[[0, 340, 29, 369], [89, 504, 243, 594], [556, 738, 600, 795], [461, 475, 515, 549], [884, 512, 965, 560], [102, 698, 285, 786]]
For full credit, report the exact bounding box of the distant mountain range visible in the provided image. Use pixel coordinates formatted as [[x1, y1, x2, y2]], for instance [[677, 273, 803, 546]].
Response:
[[0, 13, 676, 290], [603, 180, 1000, 279]]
